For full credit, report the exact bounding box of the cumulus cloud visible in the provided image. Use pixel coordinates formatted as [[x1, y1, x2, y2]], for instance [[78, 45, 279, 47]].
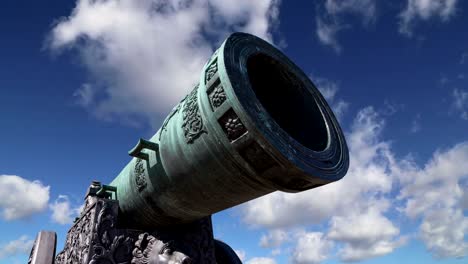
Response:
[[246, 257, 277, 264], [242, 107, 394, 228], [399, 0, 458, 37], [0, 175, 50, 220], [260, 229, 289, 248], [315, 0, 377, 53], [292, 232, 333, 264], [419, 209, 468, 258], [49, 195, 82, 225], [48, 0, 281, 126], [452, 88, 468, 120], [0, 236, 34, 259], [241, 99, 468, 260], [397, 142, 468, 258], [328, 207, 407, 262], [241, 106, 406, 262]]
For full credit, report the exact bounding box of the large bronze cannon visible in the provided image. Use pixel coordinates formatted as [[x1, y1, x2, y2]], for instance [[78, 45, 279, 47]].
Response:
[[31, 32, 349, 264]]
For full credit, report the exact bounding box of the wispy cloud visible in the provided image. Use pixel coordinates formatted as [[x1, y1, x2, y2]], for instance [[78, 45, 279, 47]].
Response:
[[315, 0, 377, 53], [410, 114, 421, 133], [316, 0, 460, 52], [234, 249, 246, 262], [452, 88, 468, 120], [246, 257, 277, 264], [47, 0, 282, 126], [316, 16, 343, 54], [49, 195, 82, 225], [314, 76, 349, 120], [0, 236, 34, 260], [399, 0, 459, 37], [73, 83, 95, 108], [0, 175, 50, 220], [460, 52, 468, 65]]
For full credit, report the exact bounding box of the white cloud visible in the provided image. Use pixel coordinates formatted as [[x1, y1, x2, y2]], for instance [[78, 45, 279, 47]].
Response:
[[241, 107, 394, 228], [397, 142, 468, 258], [292, 232, 333, 264], [49, 195, 82, 225], [243, 106, 468, 261], [0, 175, 50, 220], [246, 257, 277, 264], [0, 236, 34, 259], [338, 238, 407, 262], [48, 0, 281, 126], [381, 100, 405, 117], [314, 77, 349, 120], [315, 0, 377, 53], [462, 189, 468, 210], [452, 88, 468, 120], [316, 17, 342, 54], [73, 83, 95, 108], [260, 229, 289, 248], [271, 248, 281, 256], [314, 76, 339, 102], [324, 0, 377, 23], [420, 208, 468, 258], [328, 207, 407, 262], [234, 249, 246, 262], [241, 107, 406, 262], [399, 0, 458, 37]]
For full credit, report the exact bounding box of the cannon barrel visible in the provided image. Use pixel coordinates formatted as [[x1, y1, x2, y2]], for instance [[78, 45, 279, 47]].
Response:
[[110, 32, 349, 229]]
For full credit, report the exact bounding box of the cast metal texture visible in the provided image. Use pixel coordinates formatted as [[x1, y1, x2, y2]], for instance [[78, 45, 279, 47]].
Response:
[[109, 32, 349, 228]]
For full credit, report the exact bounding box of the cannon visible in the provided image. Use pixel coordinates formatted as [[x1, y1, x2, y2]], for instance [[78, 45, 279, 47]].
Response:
[[30, 32, 349, 264]]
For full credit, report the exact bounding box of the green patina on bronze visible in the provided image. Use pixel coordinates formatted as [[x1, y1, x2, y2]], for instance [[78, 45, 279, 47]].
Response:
[[110, 32, 349, 229]]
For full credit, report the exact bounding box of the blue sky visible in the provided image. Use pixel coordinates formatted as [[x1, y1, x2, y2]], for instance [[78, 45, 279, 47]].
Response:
[[0, 0, 467, 263]]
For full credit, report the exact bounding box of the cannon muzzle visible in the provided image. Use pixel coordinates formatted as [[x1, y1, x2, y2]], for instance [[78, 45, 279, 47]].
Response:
[[110, 32, 349, 228]]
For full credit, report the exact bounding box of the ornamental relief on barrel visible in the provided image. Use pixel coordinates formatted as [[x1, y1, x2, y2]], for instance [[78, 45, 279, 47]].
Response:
[[182, 84, 206, 144], [134, 158, 147, 192], [218, 108, 247, 142], [208, 79, 227, 110], [205, 58, 218, 83]]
